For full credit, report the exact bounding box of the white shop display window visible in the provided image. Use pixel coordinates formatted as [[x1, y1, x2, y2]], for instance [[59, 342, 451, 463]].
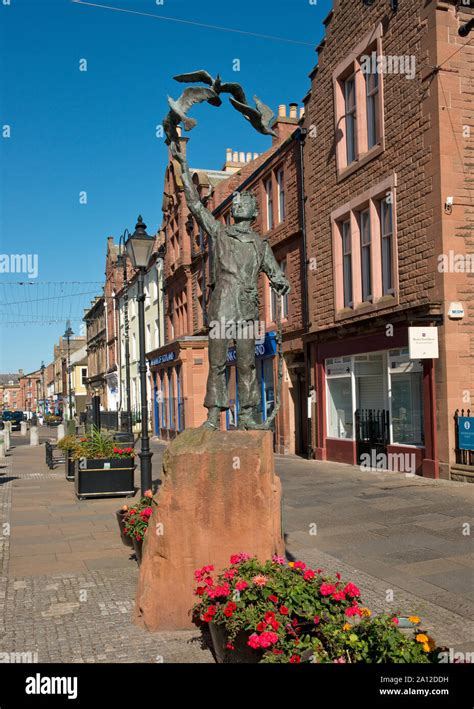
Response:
[[325, 349, 424, 446]]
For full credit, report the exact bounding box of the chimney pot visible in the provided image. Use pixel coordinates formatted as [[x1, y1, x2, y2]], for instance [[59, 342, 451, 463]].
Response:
[[289, 103, 298, 118], [246, 152, 252, 162], [233, 151, 239, 162], [299, 106, 305, 118], [253, 152, 259, 160], [278, 104, 286, 117], [226, 148, 232, 162], [176, 125, 182, 137], [239, 151, 245, 163]]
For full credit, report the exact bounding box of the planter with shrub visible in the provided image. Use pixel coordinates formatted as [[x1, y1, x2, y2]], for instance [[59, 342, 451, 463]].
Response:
[[119, 491, 155, 564], [73, 427, 135, 499]]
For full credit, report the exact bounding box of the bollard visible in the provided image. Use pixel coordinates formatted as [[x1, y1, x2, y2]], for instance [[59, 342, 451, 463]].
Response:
[[57, 424, 65, 441], [3, 426, 10, 451], [0, 436, 5, 458], [20, 421, 27, 436], [30, 427, 39, 446]]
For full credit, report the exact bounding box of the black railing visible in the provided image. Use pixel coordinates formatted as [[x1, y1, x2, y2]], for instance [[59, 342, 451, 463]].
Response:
[[355, 409, 390, 444], [45, 441, 65, 469], [454, 408, 474, 466]]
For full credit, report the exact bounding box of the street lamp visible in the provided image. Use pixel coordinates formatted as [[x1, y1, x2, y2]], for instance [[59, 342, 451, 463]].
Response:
[[64, 320, 74, 420], [125, 215, 155, 494], [117, 230, 133, 435], [40, 361, 46, 417]]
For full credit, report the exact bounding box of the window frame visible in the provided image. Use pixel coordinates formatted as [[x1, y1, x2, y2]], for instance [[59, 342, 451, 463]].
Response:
[[276, 168, 285, 224], [265, 177, 274, 231]]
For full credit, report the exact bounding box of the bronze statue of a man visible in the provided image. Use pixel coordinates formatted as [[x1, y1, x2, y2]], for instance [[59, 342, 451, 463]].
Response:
[[171, 142, 290, 430]]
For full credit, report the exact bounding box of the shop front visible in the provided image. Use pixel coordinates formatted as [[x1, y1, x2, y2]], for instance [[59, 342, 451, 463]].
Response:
[[312, 329, 438, 478], [224, 331, 278, 430]]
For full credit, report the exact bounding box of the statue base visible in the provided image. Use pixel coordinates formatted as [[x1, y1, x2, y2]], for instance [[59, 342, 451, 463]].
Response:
[[133, 427, 284, 631]]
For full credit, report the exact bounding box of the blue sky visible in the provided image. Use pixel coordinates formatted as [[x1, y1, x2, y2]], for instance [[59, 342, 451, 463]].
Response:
[[0, 0, 331, 373]]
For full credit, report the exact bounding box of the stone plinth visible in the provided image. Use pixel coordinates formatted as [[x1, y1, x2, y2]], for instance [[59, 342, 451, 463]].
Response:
[[134, 427, 284, 631]]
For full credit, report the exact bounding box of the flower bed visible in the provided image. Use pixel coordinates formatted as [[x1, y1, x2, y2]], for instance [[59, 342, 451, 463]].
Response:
[[193, 555, 441, 664], [71, 428, 135, 499]]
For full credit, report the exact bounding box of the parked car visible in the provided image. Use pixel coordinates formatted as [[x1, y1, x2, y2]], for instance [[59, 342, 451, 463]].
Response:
[[2, 411, 23, 431]]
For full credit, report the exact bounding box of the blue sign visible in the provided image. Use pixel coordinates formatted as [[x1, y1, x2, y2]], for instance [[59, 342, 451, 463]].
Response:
[[227, 332, 277, 365], [458, 417, 474, 451], [149, 351, 176, 367]]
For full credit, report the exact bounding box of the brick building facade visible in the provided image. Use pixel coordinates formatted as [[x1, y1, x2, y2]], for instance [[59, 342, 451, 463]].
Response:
[[302, 0, 473, 478]]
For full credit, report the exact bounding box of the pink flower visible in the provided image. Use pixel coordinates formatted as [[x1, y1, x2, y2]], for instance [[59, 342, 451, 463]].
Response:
[[320, 583, 336, 596], [259, 631, 279, 648], [252, 575, 268, 587], [392, 617, 399, 625], [248, 633, 261, 649], [294, 561, 306, 570], [235, 580, 248, 591], [303, 570, 316, 581], [230, 553, 251, 564], [332, 591, 346, 601], [334, 657, 346, 663], [313, 615, 321, 625], [344, 582, 361, 598], [272, 555, 285, 565], [144, 489, 153, 498], [336, 572, 341, 580], [268, 594, 278, 603], [224, 568, 238, 579], [345, 606, 360, 618]]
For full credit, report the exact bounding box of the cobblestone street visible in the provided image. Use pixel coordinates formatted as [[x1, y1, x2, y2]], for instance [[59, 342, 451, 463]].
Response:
[[0, 434, 472, 662]]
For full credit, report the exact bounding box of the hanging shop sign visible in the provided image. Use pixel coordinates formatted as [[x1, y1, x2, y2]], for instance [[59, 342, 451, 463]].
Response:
[[408, 327, 439, 359]]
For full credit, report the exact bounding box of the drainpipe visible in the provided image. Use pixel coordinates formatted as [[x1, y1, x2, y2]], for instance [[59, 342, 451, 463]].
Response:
[[297, 128, 313, 460]]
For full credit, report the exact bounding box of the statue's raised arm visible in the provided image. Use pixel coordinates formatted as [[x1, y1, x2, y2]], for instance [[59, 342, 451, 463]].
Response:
[[170, 141, 220, 242]]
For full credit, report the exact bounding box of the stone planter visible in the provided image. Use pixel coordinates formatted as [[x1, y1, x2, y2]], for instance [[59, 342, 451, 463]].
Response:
[[75, 457, 135, 499], [208, 623, 261, 664], [116, 509, 134, 548], [132, 537, 143, 565]]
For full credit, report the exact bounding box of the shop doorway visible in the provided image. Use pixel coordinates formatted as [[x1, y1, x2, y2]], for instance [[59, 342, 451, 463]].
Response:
[[355, 408, 390, 464]]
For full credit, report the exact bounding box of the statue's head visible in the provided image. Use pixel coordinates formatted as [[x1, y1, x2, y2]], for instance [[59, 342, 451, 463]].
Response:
[[231, 191, 259, 222]]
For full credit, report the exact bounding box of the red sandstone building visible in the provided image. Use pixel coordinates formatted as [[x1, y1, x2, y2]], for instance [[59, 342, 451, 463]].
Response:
[[302, 0, 473, 479], [150, 106, 310, 454]]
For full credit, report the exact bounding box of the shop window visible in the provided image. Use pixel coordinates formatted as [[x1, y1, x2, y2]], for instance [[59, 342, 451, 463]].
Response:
[[327, 376, 353, 439], [391, 371, 424, 446], [168, 368, 174, 430], [262, 358, 275, 422]]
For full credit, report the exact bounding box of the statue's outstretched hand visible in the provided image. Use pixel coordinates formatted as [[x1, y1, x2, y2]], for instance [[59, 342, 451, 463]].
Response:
[[272, 278, 290, 297]]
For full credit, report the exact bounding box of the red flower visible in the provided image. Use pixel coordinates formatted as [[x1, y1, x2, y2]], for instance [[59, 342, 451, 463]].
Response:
[[344, 582, 361, 598], [257, 621, 267, 632], [226, 643, 234, 650], [279, 606, 289, 615], [313, 615, 321, 624], [392, 617, 399, 625], [332, 591, 346, 601], [303, 570, 315, 581], [294, 561, 306, 570], [264, 611, 275, 622], [270, 619, 280, 630], [272, 649, 283, 655], [235, 580, 248, 591], [289, 655, 301, 663], [268, 594, 278, 603], [195, 586, 206, 596], [113, 447, 119, 453], [320, 583, 336, 596]]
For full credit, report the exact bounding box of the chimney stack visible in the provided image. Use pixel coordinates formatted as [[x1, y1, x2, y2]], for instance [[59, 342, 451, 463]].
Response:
[[289, 103, 298, 119], [299, 106, 305, 119], [278, 104, 287, 118]]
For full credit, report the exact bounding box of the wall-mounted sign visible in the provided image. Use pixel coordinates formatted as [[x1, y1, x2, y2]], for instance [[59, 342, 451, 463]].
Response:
[[227, 332, 277, 365], [458, 417, 474, 451], [408, 327, 439, 359], [149, 351, 176, 367]]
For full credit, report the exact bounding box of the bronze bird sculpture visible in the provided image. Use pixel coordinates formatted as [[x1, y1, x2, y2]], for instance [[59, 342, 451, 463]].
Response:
[[163, 86, 218, 144], [173, 70, 248, 107], [229, 95, 277, 137]]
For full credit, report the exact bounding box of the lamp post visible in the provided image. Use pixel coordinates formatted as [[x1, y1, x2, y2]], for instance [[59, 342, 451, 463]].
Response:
[[118, 231, 133, 435], [125, 215, 155, 494], [64, 320, 74, 420], [40, 361, 46, 416]]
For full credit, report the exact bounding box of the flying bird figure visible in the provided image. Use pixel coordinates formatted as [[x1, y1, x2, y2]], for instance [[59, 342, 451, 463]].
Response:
[[163, 86, 218, 144], [173, 70, 248, 107], [229, 95, 277, 137]]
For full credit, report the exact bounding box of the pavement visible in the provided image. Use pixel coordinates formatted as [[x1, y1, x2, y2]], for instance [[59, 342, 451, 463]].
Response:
[[0, 432, 472, 662]]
